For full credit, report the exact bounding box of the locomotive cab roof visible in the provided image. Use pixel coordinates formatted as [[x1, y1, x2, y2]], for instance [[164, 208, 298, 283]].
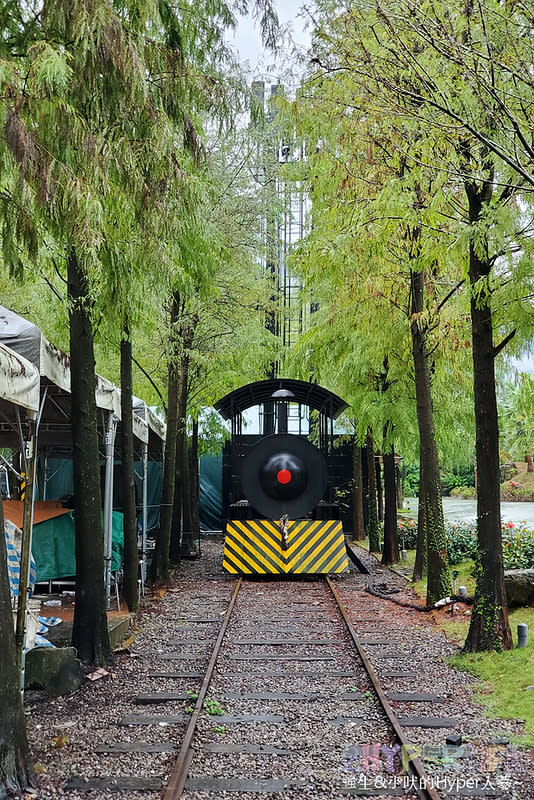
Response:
[[214, 378, 348, 421]]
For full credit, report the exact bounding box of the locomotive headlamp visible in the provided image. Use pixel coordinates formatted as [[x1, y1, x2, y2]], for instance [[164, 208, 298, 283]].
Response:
[[241, 433, 327, 519], [277, 469, 292, 484], [259, 451, 307, 500]]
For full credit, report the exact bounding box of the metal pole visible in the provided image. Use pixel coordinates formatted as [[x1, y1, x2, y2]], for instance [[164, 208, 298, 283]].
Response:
[[15, 386, 47, 696], [141, 442, 148, 596], [43, 449, 48, 501], [103, 413, 117, 608], [15, 425, 36, 695]]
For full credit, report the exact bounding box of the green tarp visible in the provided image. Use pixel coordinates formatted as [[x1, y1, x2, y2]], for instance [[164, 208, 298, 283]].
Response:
[[32, 511, 124, 582]]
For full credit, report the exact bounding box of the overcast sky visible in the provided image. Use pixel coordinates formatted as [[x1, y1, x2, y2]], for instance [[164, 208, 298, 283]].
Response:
[[229, 1, 312, 79]]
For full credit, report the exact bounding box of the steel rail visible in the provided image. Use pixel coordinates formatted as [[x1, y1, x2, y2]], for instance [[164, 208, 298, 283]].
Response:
[[326, 577, 442, 800], [163, 577, 242, 799]]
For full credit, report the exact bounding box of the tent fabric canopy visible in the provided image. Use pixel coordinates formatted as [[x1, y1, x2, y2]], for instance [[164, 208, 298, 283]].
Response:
[[3, 500, 69, 528], [132, 396, 166, 455], [0, 305, 121, 417], [32, 510, 124, 581], [0, 341, 40, 414], [0, 307, 163, 451], [0, 305, 70, 393]]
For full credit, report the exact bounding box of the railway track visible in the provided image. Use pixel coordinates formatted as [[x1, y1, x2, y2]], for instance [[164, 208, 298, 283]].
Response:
[[163, 576, 441, 800], [60, 561, 468, 800]]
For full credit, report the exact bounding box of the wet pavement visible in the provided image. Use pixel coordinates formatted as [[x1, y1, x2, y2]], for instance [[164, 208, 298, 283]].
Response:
[[404, 497, 534, 527]]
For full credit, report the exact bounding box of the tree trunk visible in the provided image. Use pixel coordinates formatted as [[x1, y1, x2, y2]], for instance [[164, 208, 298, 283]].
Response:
[[411, 269, 450, 604], [526, 454, 533, 473], [120, 329, 138, 612], [412, 453, 426, 582], [68, 247, 111, 666], [176, 348, 192, 558], [178, 418, 200, 557], [152, 292, 180, 582], [381, 444, 399, 565], [352, 437, 365, 541], [376, 458, 384, 522], [0, 497, 36, 798], [189, 418, 201, 547], [366, 430, 380, 552], [170, 353, 189, 564], [169, 433, 183, 564], [463, 183, 512, 652]]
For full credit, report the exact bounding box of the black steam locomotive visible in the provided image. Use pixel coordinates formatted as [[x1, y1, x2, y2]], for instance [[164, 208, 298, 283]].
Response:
[[214, 379, 350, 575]]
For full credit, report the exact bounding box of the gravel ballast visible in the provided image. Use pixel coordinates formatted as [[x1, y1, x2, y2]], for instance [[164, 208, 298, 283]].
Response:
[[25, 538, 534, 800]]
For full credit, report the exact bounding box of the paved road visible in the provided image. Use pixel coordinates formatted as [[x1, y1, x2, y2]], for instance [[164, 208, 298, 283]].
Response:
[[404, 497, 534, 527]]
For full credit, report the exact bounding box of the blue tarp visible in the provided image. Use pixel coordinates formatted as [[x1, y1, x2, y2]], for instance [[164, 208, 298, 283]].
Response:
[[36, 456, 162, 531], [199, 453, 222, 530]]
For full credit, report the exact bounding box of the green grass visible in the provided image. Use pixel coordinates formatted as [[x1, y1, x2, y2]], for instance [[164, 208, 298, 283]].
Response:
[[405, 554, 534, 745], [447, 607, 534, 746], [411, 556, 476, 600]]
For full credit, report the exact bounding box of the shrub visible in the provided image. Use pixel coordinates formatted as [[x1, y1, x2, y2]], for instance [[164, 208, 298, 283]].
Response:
[[450, 486, 477, 499], [397, 519, 418, 549], [502, 522, 534, 569], [500, 483, 534, 502], [403, 465, 419, 497], [445, 521, 478, 564], [397, 518, 534, 569], [441, 467, 476, 496]]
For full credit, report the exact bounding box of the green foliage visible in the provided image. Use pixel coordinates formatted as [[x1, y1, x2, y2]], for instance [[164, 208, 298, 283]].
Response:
[[396, 520, 418, 550], [450, 486, 477, 499], [403, 465, 420, 497], [501, 523, 534, 570], [441, 467, 475, 496], [499, 375, 534, 462], [365, 456, 473, 501], [406, 519, 534, 569], [445, 523, 478, 565], [203, 697, 224, 716]]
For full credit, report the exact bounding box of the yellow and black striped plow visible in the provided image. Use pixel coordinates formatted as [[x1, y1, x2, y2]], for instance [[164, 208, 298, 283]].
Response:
[[223, 519, 349, 575]]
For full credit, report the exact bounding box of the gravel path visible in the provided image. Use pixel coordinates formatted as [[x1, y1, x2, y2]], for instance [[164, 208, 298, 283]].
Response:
[[25, 538, 534, 800]]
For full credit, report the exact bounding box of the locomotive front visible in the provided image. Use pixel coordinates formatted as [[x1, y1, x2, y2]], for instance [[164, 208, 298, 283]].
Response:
[[214, 379, 350, 576]]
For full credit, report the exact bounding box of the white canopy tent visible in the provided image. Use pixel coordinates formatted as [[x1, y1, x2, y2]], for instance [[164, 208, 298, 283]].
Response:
[[0, 307, 164, 608], [0, 342, 43, 691]]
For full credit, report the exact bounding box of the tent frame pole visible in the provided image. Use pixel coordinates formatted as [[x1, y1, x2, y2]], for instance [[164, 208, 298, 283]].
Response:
[[14, 419, 36, 695], [42, 449, 49, 501], [140, 442, 148, 598], [15, 386, 46, 695]]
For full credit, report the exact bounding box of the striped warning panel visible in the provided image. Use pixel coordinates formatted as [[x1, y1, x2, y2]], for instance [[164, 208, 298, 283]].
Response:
[[223, 519, 349, 575]]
